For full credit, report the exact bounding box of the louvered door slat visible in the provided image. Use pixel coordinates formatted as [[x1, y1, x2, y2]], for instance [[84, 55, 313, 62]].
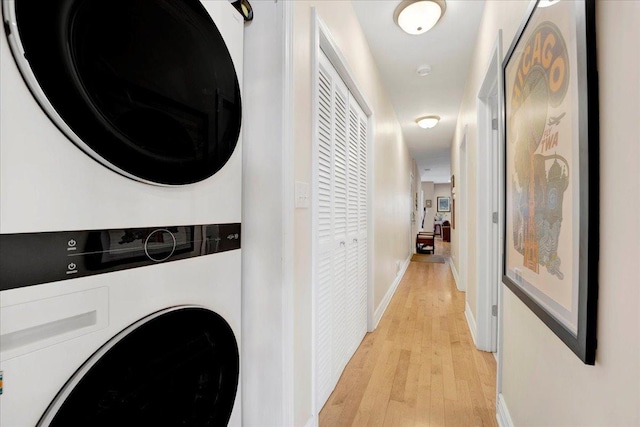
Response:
[[333, 85, 348, 240], [332, 244, 347, 377], [359, 117, 367, 235], [316, 251, 333, 406], [347, 107, 359, 237], [358, 235, 368, 340], [317, 67, 333, 247]]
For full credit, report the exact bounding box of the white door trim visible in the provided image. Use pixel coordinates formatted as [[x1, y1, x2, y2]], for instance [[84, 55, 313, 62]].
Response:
[[310, 8, 374, 421], [457, 126, 468, 293], [475, 31, 503, 353], [281, 2, 295, 425], [496, 31, 507, 400]]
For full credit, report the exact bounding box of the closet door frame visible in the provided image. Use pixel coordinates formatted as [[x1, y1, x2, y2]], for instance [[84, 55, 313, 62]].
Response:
[[310, 9, 374, 418]]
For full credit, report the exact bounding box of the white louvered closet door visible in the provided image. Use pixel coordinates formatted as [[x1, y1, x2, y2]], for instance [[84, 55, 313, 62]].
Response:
[[346, 94, 367, 360], [331, 63, 349, 383], [356, 111, 368, 343], [316, 50, 369, 410], [349, 97, 369, 348], [316, 53, 335, 408]]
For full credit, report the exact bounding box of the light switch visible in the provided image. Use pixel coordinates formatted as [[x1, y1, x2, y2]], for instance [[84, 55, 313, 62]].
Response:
[[295, 181, 310, 209]]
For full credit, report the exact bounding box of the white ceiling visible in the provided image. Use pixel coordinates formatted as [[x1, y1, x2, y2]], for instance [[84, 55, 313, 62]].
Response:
[[352, 0, 485, 183]]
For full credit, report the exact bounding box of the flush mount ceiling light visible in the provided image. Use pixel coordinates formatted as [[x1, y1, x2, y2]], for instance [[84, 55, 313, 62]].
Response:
[[394, 0, 446, 35], [538, 0, 560, 7], [416, 116, 440, 129]]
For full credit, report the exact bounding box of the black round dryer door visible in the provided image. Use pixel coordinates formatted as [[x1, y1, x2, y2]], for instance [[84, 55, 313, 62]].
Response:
[[7, 0, 241, 185], [38, 307, 240, 426]]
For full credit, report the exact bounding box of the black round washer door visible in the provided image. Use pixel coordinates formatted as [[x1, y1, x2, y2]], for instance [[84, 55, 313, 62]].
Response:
[[39, 307, 239, 427], [13, 0, 241, 185]]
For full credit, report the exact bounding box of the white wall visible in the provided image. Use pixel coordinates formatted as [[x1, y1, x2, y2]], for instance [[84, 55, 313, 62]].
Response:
[[241, 2, 287, 425], [291, 2, 413, 425], [452, 1, 640, 425]]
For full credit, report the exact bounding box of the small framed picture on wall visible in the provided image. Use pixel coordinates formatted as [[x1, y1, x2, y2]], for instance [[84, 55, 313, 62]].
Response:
[[437, 197, 451, 212], [425, 199, 432, 208]]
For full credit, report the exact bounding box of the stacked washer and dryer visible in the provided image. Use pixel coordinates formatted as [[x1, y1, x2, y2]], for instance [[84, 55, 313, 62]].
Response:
[[0, 1, 244, 425]]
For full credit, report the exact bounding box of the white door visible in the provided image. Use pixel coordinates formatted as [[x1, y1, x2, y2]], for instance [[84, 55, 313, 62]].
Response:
[[315, 50, 368, 409], [346, 94, 368, 359]]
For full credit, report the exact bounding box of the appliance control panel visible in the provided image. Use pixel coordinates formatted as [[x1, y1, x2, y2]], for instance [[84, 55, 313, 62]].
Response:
[[0, 223, 241, 291]]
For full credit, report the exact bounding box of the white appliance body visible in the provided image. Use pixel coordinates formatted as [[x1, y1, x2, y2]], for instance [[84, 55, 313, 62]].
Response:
[[0, 253, 242, 426], [0, 1, 244, 425], [0, 0, 244, 234]]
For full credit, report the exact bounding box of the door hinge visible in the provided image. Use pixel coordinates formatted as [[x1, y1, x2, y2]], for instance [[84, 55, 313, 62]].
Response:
[[491, 118, 498, 130], [492, 305, 498, 317], [492, 212, 498, 224]]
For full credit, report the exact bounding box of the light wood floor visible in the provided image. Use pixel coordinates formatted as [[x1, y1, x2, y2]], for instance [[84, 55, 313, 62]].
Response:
[[319, 240, 497, 426]]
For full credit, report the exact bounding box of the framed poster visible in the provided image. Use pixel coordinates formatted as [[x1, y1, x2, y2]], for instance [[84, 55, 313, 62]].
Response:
[[426, 199, 432, 208], [437, 197, 450, 212], [502, 0, 599, 364]]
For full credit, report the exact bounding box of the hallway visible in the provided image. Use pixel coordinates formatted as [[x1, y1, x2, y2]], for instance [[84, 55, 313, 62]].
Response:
[[319, 240, 497, 426]]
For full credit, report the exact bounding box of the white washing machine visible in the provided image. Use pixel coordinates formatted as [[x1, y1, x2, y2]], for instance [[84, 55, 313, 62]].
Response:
[[0, 0, 244, 425]]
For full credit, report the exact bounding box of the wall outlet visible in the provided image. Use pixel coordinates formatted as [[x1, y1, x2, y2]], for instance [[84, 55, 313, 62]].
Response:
[[396, 260, 401, 274]]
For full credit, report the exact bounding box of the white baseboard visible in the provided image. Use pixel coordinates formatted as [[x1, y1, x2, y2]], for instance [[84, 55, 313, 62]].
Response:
[[304, 415, 318, 427], [465, 301, 478, 347], [496, 393, 514, 427], [372, 255, 411, 330], [448, 259, 463, 291]]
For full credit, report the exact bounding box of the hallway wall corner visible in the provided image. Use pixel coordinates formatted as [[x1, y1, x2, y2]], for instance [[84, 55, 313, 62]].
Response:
[[371, 254, 411, 331]]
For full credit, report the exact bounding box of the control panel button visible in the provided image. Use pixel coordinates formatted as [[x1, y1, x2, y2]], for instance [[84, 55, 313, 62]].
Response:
[[66, 262, 78, 275], [144, 229, 176, 262]]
